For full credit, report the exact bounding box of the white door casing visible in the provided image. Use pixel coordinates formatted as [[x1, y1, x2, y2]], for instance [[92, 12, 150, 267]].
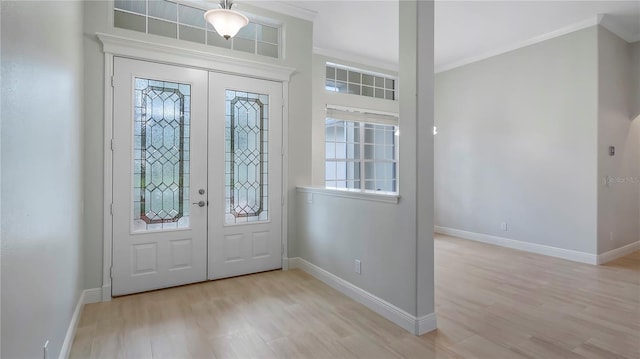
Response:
[[112, 57, 208, 296], [111, 57, 285, 295], [100, 34, 294, 300], [208, 73, 283, 280]]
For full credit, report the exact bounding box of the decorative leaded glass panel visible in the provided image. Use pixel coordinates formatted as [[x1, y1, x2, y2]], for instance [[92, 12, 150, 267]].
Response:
[[225, 90, 269, 224], [133, 78, 191, 231]]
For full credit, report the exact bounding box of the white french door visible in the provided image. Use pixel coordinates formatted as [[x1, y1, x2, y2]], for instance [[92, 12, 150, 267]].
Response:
[[112, 58, 208, 296], [112, 58, 283, 296], [208, 73, 283, 280]]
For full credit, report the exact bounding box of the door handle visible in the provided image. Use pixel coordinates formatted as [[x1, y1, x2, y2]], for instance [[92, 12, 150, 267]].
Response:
[[193, 201, 206, 207]]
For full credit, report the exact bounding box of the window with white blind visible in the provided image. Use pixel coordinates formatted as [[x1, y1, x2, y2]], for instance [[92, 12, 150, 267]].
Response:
[[325, 107, 398, 193]]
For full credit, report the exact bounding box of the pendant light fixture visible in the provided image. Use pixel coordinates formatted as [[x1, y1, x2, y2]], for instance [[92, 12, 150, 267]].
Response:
[[204, 0, 249, 40]]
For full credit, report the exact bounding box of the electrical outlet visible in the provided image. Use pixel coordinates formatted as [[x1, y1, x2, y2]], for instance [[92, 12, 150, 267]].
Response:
[[501, 222, 508, 231], [609, 232, 614, 241], [354, 259, 361, 274], [43, 340, 49, 359]]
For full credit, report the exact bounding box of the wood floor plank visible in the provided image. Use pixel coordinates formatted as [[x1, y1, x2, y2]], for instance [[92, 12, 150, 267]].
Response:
[[70, 235, 640, 359], [67, 324, 95, 359], [511, 336, 586, 359], [572, 341, 630, 359], [448, 335, 528, 359]]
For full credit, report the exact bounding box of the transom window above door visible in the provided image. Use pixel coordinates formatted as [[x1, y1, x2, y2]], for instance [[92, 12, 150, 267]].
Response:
[[113, 0, 281, 58]]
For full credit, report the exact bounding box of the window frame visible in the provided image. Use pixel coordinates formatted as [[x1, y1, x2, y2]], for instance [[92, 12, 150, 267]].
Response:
[[324, 117, 399, 194], [112, 0, 282, 59], [325, 62, 397, 101]]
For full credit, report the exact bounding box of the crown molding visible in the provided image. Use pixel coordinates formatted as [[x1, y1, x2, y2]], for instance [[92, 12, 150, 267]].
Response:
[[242, 1, 317, 22], [436, 16, 601, 73], [598, 14, 640, 43], [436, 13, 640, 73], [314, 46, 399, 73]]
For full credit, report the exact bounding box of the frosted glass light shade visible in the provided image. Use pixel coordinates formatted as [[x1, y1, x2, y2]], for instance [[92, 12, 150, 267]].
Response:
[[204, 9, 249, 40]]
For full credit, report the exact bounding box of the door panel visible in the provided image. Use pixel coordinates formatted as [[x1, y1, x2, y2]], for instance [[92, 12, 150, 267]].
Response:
[[112, 57, 208, 296], [208, 73, 283, 279], [112, 58, 284, 294]]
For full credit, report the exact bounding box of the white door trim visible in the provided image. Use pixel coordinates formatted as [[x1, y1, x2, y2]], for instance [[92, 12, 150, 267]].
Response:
[[99, 33, 294, 301], [102, 52, 114, 301], [97, 33, 295, 82]]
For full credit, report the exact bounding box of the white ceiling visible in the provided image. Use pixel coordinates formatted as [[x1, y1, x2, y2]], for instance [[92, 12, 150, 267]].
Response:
[[246, 0, 640, 72], [435, 1, 640, 72], [288, 0, 399, 70]]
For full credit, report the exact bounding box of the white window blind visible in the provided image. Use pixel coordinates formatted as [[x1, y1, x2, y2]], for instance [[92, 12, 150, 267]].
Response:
[[325, 106, 398, 126]]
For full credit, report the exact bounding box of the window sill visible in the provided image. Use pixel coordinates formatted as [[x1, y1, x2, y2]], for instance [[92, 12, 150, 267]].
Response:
[[296, 186, 399, 204]]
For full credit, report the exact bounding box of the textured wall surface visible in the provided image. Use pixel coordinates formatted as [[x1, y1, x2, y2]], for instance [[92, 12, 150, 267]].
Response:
[[1, 1, 85, 357]]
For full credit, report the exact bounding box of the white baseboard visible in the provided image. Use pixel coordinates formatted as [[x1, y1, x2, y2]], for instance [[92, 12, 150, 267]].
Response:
[[59, 291, 83, 359], [417, 313, 437, 335], [435, 226, 598, 265], [83, 288, 103, 304], [59, 288, 102, 359], [288, 257, 436, 335], [598, 241, 640, 264]]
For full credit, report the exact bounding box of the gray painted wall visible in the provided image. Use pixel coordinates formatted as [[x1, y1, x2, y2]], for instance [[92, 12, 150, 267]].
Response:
[[632, 41, 640, 119], [597, 28, 640, 253], [634, 41, 640, 242], [295, 1, 435, 317], [1, 1, 85, 357], [82, 1, 313, 288], [434, 27, 599, 254], [415, 0, 435, 318], [294, 193, 419, 313]]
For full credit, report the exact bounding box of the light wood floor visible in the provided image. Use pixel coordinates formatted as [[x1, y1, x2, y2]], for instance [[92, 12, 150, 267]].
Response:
[[70, 235, 640, 358]]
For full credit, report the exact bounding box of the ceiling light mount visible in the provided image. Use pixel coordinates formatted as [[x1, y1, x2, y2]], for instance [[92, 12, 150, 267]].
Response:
[[204, 0, 249, 40]]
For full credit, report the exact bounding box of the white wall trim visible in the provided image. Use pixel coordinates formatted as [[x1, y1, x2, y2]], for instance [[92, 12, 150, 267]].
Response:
[[297, 186, 399, 204], [102, 52, 114, 303], [281, 81, 290, 270], [598, 241, 640, 265], [59, 288, 103, 359], [101, 284, 112, 302], [59, 292, 83, 359], [435, 16, 600, 73], [288, 257, 436, 335], [435, 226, 598, 265], [97, 33, 295, 82], [243, 1, 317, 22], [417, 313, 437, 335], [83, 288, 103, 305], [598, 14, 640, 43], [314, 46, 399, 73]]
